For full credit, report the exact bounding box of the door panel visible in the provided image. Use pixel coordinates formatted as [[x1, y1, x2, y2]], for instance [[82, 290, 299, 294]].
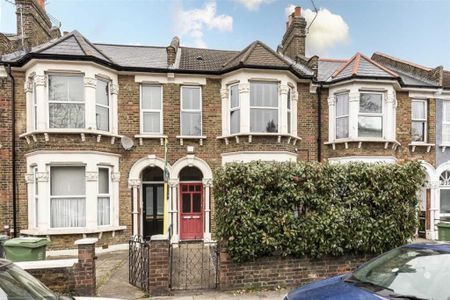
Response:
[[143, 184, 164, 239], [180, 183, 203, 240]]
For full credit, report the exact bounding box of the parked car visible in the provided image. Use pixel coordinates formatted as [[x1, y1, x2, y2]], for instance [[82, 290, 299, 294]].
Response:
[[0, 258, 121, 300], [285, 243, 450, 300]]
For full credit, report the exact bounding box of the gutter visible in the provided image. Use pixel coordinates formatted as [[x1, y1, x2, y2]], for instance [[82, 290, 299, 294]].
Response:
[[4, 64, 17, 237]]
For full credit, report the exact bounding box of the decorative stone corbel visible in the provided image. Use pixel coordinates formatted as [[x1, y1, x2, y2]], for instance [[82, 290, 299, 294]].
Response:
[[128, 179, 141, 188], [34, 75, 46, 87], [110, 84, 119, 95], [111, 172, 121, 182], [24, 80, 33, 94], [35, 172, 49, 182], [238, 83, 250, 93], [83, 77, 97, 88], [168, 179, 179, 187], [220, 88, 228, 100], [279, 84, 289, 95], [24, 173, 34, 184], [202, 178, 213, 187], [327, 96, 336, 106]]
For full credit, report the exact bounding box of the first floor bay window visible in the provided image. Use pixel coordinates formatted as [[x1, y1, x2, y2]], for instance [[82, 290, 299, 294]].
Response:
[[181, 86, 202, 136], [96, 78, 110, 131], [443, 101, 450, 143], [250, 81, 278, 133], [336, 93, 349, 139], [50, 166, 86, 228], [98, 167, 111, 226], [229, 84, 240, 134], [48, 74, 85, 128], [358, 92, 383, 138]]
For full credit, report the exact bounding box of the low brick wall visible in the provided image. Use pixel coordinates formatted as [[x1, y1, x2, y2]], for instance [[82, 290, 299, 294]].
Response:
[[17, 238, 97, 296], [219, 251, 373, 290]]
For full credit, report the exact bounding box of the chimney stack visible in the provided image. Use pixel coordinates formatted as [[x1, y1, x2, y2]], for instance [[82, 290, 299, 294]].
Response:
[[166, 36, 180, 66], [280, 6, 307, 60]]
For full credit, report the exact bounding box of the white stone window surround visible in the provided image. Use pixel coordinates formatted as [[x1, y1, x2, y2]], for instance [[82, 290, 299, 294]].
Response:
[[139, 84, 163, 135], [24, 61, 119, 136], [411, 98, 428, 143], [22, 150, 125, 235], [327, 82, 397, 146], [219, 70, 299, 140]]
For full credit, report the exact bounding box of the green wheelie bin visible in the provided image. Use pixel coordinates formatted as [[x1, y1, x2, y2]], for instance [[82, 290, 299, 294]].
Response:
[[3, 237, 50, 262]]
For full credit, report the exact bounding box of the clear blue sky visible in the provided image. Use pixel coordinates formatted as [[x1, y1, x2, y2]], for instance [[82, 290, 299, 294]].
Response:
[[1, 0, 449, 68]]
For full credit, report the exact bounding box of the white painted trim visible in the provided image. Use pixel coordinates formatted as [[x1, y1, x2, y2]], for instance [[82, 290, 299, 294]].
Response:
[[411, 99, 427, 143], [128, 155, 172, 184], [25, 150, 121, 158], [180, 86, 203, 136], [170, 155, 213, 180], [139, 84, 163, 135], [221, 151, 297, 165], [135, 74, 206, 85], [16, 259, 78, 270]]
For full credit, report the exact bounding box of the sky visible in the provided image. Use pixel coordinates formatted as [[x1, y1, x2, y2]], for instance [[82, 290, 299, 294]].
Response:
[[1, 0, 449, 68]]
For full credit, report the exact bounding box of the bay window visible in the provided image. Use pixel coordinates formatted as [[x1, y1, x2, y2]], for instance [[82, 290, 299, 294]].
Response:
[[50, 166, 86, 228], [443, 101, 450, 143], [229, 84, 240, 134], [48, 75, 85, 128], [358, 92, 383, 138], [32, 82, 37, 130], [98, 167, 111, 226], [181, 86, 202, 136], [411, 99, 427, 142], [250, 82, 278, 133], [336, 93, 349, 139], [287, 87, 292, 134], [141, 85, 163, 134], [96, 79, 110, 131]]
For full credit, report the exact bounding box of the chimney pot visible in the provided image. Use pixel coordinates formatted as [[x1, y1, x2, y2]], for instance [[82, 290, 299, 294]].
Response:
[[36, 0, 45, 10], [294, 6, 301, 17]]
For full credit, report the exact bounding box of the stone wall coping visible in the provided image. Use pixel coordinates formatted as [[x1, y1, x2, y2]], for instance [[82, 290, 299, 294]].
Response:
[[150, 234, 169, 241], [74, 238, 98, 245], [21, 225, 126, 236], [16, 259, 77, 270], [47, 243, 128, 258]]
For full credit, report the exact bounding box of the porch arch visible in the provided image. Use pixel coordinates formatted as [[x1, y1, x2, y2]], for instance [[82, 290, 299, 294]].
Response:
[[170, 155, 213, 180]]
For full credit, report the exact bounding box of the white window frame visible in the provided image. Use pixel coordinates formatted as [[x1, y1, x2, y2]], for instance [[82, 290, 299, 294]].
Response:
[[249, 81, 280, 133], [97, 166, 112, 226], [358, 92, 384, 138], [180, 85, 203, 136], [411, 99, 427, 143], [32, 81, 37, 130], [96, 78, 111, 132], [335, 92, 349, 139], [443, 100, 450, 144], [140, 84, 163, 135], [47, 73, 85, 129], [49, 165, 86, 229], [287, 87, 293, 134], [229, 83, 240, 135]]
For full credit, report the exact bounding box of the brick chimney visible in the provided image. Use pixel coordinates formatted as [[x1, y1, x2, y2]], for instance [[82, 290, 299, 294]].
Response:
[[280, 6, 307, 60], [166, 36, 180, 66]]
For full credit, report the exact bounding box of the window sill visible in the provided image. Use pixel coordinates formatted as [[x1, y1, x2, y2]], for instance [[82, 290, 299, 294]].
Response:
[[439, 144, 450, 152], [20, 129, 122, 145], [217, 133, 301, 145], [135, 134, 167, 146], [325, 138, 401, 150], [20, 225, 127, 236], [176, 135, 207, 146], [409, 142, 434, 153]]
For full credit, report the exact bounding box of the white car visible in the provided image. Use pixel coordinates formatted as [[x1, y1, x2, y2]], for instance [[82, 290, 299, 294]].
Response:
[[0, 258, 121, 300]]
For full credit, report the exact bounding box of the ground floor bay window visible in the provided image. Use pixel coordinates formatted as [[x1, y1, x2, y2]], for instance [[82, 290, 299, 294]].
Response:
[[23, 151, 123, 235]]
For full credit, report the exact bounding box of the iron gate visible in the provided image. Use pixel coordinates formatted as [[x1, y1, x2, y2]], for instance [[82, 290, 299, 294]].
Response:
[[129, 236, 150, 292], [169, 241, 219, 290]]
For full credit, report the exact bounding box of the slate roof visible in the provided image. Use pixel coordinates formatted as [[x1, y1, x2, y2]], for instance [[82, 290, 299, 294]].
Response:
[[331, 53, 398, 81], [317, 59, 346, 82], [444, 71, 450, 88], [178, 47, 238, 71]]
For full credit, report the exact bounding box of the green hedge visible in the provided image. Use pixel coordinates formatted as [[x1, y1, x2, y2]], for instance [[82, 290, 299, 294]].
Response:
[[214, 161, 425, 262]]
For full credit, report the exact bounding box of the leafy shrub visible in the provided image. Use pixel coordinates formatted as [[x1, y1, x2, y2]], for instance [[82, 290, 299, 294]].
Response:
[[214, 161, 425, 262]]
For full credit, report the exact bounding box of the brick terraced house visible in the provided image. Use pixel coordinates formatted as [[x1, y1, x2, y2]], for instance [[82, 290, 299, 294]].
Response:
[[1, 1, 449, 248]]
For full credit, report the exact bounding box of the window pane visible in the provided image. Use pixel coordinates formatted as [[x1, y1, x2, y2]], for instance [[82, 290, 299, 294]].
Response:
[[182, 193, 191, 213], [182, 87, 201, 110], [156, 186, 164, 215], [440, 189, 450, 214], [143, 112, 160, 133], [444, 102, 450, 122], [443, 124, 450, 143], [96, 80, 109, 106], [336, 93, 349, 116], [193, 193, 201, 212], [412, 101, 425, 120], [412, 121, 425, 142], [230, 109, 240, 134], [181, 112, 201, 136], [250, 108, 278, 133], [360, 93, 382, 113], [98, 168, 109, 194], [142, 86, 161, 110], [51, 166, 85, 196], [145, 186, 154, 216], [142, 167, 164, 181], [287, 111, 291, 134], [49, 103, 85, 128], [230, 85, 239, 108], [250, 82, 278, 107], [97, 197, 110, 226], [96, 105, 109, 131], [336, 117, 349, 139], [49, 75, 83, 102], [358, 116, 382, 137], [51, 198, 86, 228], [287, 89, 292, 109]]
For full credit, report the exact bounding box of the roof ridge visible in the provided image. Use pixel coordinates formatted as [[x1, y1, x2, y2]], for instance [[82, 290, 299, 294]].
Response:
[[351, 52, 361, 76], [221, 42, 254, 68], [95, 42, 166, 49], [239, 41, 259, 64], [360, 53, 399, 77], [319, 58, 347, 62], [374, 52, 431, 71]]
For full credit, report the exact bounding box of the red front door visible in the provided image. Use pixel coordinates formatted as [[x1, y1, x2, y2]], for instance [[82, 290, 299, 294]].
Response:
[[180, 183, 203, 240]]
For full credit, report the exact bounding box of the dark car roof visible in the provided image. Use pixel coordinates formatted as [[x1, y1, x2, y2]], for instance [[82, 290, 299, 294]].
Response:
[[404, 242, 450, 253]]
